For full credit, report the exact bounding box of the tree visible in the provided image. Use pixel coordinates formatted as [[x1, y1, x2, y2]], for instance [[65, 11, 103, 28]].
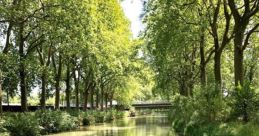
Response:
[[228, 0, 259, 87]]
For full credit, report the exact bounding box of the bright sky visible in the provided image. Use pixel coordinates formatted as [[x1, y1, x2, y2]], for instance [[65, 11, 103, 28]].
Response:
[[121, 0, 145, 38]]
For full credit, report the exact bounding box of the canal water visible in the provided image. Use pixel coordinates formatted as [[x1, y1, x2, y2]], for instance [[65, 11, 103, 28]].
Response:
[[48, 114, 176, 136]]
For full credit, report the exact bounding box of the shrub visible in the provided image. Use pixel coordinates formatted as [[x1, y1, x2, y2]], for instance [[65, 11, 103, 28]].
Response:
[[35, 110, 78, 134], [184, 120, 234, 136], [230, 81, 258, 122], [0, 117, 9, 136], [94, 111, 105, 123], [168, 94, 194, 133], [80, 111, 95, 126], [231, 121, 259, 136], [129, 107, 136, 117], [4, 113, 40, 136], [115, 110, 125, 119], [0, 117, 6, 133], [185, 121, 259, 136], [58, 112, 78, 131], [105, 109, 116, 121], [66, 109, 81, 117], [168, 85, 232, 134]]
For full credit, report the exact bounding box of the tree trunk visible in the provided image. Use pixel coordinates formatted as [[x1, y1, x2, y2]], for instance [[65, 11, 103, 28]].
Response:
[[214, 51, 222, 91], [73, 70, 79, 110], [83, 91, 89, 111], [199, 31, 206, 87], [0, 70, 2, 114], [55, 78, 60, 109], [40, 70, 46, 108], [20, 54, 27, 111], [19, 24, 27, 112], [101, 86, 104, 111], [109, 92, 113, 109], [179, 80, 188, 96], [65, 62, 71, 109], [90, 85, 94, 109], [234, 32, 244, 86], [83, 81, 89, 111], [3, 23, 13, 54], [55, 55, 62, 110], [7, 89, 10, 111], [105, 93, 108, 110], [96, 89, 99, 109]]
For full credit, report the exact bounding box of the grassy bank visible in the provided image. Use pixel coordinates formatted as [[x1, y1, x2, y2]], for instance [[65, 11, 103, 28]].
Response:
[[0, 109, 127, 136], [168, 92, 259, 136]]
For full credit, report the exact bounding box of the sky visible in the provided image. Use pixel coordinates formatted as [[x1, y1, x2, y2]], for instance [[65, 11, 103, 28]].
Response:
[[121, 0, 145, 38]]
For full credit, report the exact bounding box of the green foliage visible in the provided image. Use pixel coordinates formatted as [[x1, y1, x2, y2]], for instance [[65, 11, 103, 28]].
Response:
[[230, 81, 259, 121], [105, 109, 117, 121], [93, 111, 106, 123], [0, 117, 7, 134], [168, 85, 259, 136], [35, 110, 78, 134], [80, 109, 126, 125], [185, 121, 259, 136], [81, 111, 96, 126], [0, 0, 147, 113], [168, 95, 194, 133], [168, 86, 229, 133], [185, 122, 233, 136], [3, 113, 40, 136]]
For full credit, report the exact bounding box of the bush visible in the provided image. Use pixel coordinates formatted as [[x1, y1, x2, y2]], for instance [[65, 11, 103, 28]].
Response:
[[0, 117, 9, 136], [168, 85, 232, 134], [4, 113, 40, 136], [35, 110, 78, 134], [93, 111, 105, 123], [230, 81, 258, 122], [81, 111, 95, 126], [115, 110, 125, 119], [129, 107, 136, 117], [235, 122, 259, 136], [168, 83, 259, 136], [0, 117, 6, 133], [105, 109, 116, 121], [58, 112, 78, 131], [168, 94, 194, 133]]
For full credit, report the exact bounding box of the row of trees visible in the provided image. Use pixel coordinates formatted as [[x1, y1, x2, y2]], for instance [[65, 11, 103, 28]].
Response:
[[144, 0, 258, 121], [0, 0, 152, 112]]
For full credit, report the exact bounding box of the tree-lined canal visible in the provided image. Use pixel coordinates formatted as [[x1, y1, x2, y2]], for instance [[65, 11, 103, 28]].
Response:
[[48, 115, 176, 136]]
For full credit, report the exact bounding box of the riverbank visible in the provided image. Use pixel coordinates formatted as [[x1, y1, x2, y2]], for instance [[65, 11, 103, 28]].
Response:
[[0, 109, 130, 136]]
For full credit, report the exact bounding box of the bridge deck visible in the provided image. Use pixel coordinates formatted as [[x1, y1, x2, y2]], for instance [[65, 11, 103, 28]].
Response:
[[132, 102, 172, 109]]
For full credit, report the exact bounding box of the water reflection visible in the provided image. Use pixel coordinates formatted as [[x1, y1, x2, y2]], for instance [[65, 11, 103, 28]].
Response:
[[48, 115, 175, 136]]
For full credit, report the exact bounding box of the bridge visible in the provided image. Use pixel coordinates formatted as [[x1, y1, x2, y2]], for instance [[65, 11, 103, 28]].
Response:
[[131, 101, 172, 109]]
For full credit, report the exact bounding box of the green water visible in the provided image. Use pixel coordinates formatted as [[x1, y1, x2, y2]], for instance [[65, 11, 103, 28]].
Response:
[[48, 115, 176, 136]]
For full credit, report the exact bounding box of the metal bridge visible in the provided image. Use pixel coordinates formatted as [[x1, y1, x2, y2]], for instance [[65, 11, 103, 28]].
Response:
[[131, 101, 172, 109]]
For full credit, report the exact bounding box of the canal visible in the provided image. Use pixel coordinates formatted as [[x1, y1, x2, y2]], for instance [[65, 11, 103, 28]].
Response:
[[48, 114, 176, 136]]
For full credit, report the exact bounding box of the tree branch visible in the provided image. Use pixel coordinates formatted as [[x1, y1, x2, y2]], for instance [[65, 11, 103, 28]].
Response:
[[243, 23, 259, 50], [228, 0, 241, 20]]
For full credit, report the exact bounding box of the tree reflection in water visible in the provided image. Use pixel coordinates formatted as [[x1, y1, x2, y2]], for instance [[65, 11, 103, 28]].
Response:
[[48, 115, 176, 136]]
